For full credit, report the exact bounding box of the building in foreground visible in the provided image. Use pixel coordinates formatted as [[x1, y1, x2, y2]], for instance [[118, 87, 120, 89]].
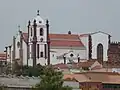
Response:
[[64, 72, 120, 90], [0, 72, 120, 90]]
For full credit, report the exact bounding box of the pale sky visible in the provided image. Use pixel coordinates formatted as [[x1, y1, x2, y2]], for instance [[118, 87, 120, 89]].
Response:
[[0, 0, 120, 51]]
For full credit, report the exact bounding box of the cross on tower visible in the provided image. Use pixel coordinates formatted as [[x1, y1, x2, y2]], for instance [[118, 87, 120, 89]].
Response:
[[37, 10, 40, 16]]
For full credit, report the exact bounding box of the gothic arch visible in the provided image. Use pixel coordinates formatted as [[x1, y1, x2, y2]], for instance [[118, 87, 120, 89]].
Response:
[[97, 43, 103, 61]]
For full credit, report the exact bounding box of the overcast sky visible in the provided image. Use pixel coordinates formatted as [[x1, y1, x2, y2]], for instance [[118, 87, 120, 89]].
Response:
[[0, 0, 120, 51]]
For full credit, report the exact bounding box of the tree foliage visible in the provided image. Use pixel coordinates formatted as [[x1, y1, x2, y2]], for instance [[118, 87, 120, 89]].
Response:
[[33, 65, 72, 90], [22, 64, 45, 77]]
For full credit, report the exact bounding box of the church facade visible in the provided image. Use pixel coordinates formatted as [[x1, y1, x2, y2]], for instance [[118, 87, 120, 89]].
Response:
[[5, 11, 111, 67]]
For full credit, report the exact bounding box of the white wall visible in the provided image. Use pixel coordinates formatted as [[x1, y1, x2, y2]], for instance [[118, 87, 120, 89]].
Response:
[[50, 51, 58, 65], [79, 36, 89, 60], [15, 34, 20, 59], [50, 47, 86, 64], [22, 41, 27, 65], [90, 61, 102, 69], [91, 33, 108, 61]]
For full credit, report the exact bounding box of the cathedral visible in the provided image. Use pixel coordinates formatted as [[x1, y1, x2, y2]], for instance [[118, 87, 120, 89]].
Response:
[[5, 11, 111, 67]]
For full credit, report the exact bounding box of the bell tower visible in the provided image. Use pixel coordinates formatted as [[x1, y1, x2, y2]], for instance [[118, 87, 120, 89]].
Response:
[[27, 10, 49, 66]]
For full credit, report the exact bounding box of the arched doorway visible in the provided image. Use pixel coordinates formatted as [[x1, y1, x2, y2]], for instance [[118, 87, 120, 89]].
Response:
[[97, 43, 103, 61]]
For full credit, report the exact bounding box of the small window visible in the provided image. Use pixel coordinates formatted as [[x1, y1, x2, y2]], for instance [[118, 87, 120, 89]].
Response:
[[40, 38, 43, 42], [53, 54, 54, 57], [37, 44, 39, 58], [31, 28, 32, 36], [40, 28, 43, 36], [39, 21, 42, 23], [17, 42, 20, 48], [70, 53, 74, 57], [40, 52, 43, 57]]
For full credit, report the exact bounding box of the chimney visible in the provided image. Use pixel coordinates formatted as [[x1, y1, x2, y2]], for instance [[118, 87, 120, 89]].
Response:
[[68, 31, 71, 35]]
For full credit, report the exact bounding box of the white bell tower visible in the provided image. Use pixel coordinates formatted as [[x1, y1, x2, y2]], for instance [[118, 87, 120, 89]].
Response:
[[27, 10, 48, 66]]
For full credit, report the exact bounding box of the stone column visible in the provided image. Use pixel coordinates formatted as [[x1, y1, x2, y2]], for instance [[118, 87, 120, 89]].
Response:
[[27, 20, 31, 66], [12, 36, 16, 71], [46, 19, 50, 65], [9, 45, 12, 63], [19, 31, 23, 66], [32, 19, 37, 67]]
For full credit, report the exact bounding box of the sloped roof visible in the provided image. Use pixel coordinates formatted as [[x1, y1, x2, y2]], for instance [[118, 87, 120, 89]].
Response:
[[0, 53, 6, 61], [49, 34, 79, 40], [53, 63, 68, 69], [22, 33, 84, 47], [79, 31, 111, 37], [78, 60, 96, 68], [64, 72, 120, 84]]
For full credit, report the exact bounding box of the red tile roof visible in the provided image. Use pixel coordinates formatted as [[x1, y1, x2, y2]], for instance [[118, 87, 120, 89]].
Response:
[[50, 40, 84, 47], [64, 72, 120, 83], [22, 33, 28, 43], [78, 60, 95, 68], [49, 34, 79, 40], [0, 53, 6, 61], [22, 33, 84, 47], [53, 63, 68, 69], [79, 34, 89, 37], [91, 65, 102, 70]]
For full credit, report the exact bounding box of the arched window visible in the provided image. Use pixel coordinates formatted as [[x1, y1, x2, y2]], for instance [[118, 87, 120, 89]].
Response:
[[40, 28, 43, 36], [97, 43, 103, 60]]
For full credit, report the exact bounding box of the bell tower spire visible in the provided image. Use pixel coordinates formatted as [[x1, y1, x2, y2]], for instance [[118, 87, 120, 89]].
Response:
[[37, 10, 40, 16]]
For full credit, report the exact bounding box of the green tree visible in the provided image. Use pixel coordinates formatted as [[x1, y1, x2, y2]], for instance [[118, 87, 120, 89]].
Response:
[[33, 65, 72, 90], [22, 64, 45, 77]]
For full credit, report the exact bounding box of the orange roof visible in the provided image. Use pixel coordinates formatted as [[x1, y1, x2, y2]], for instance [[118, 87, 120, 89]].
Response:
[[78, 60, 95, 68], [91, 65, 102, 70], [50, 40, 84, 47], [0, 53, 6, 60], [79, 34, 89, 37], [63, 74, 74, 80], [49, 34, 79, 40], [53, 63, 68, 69], [64, 72, 120, 84], [22, 33, 84, 47], [22, 33, 28, 43]]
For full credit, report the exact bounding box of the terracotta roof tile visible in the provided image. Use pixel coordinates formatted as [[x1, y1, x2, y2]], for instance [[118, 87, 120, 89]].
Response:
[[0, 53, 6, 60], [50, 40, 84, 47], [22, 33, 28, 43], [78, 60, 95, 68], [49, 34, 79, 40], [72, 72, 120, 83], [53, 63, 68, 69], [79, 34, 89, 37], [91, 65, 102, 70], [22, 33, 84, 47]]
